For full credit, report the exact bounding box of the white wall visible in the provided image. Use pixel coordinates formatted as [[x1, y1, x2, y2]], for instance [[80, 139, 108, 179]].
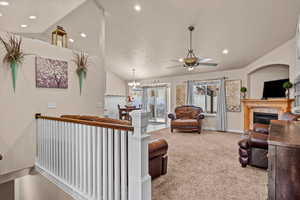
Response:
[[105, 71, 126, 96], [0, 35, 105, 176], [15, 175, 73, 200], [249, 65, 289, 99], [245, 38, 297, 82], [0, 30, 105, 199]]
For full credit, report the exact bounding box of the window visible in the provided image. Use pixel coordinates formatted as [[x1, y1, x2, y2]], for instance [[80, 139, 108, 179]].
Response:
[[192, 81, 220, 114]]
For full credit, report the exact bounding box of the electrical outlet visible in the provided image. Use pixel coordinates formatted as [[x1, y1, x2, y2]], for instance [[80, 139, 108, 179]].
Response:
[[48, 102, 57, 109]]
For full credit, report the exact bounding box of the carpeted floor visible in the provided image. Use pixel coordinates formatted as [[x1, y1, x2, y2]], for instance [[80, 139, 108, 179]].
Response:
[[150, 129, 267, 200]]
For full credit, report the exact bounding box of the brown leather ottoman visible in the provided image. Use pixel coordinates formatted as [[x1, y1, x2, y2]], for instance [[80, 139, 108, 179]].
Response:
[[149, 139, 168, 179]]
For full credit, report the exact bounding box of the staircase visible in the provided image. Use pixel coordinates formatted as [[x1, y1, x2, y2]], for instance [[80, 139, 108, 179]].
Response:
[[35, 110, 151, 200]]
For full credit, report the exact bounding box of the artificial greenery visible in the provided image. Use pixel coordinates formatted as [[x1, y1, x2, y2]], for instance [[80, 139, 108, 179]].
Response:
[[73, 51, 89, 76], [0, 34, 25, 64], [283, 81, 293, 89], [0, 33, 26, 92], [73, 51, 89, 95], [240, 87, 247, 93]]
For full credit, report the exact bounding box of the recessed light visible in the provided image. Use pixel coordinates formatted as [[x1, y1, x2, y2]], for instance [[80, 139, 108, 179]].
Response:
[[29, 15, 37, 20], [222, 49, 229, 55], [69, 38, 74, 43], [80, 33, 87, 38], [0, 1, 9, 6], [20, 24, 28, 28], [134, 4, 141, 12]]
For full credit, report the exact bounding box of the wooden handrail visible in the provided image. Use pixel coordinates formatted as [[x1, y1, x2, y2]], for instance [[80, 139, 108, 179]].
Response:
[[35, 114, 134, 131]]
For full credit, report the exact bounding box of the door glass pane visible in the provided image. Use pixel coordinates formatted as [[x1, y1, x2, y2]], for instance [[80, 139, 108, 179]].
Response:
[[132, 90, 143, 107], [143, 86, 167, 123], [148, 88, 156, 121], [155, 87, 166, 123]]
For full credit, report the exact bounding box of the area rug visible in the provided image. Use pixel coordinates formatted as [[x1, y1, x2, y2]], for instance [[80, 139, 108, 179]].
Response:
[[150, 129, 267, 200]]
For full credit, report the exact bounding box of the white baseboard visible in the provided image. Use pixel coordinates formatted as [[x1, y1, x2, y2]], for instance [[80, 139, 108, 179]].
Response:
[[226, 129, 244, 134], [203, 127, 244, 134]]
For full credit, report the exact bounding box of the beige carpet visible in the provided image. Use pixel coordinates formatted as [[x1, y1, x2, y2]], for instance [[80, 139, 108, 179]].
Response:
[[150, 129, 267, 200]]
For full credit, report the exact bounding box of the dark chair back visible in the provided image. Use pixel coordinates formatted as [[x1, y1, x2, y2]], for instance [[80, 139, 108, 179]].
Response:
[[174, 105, 203, 119]]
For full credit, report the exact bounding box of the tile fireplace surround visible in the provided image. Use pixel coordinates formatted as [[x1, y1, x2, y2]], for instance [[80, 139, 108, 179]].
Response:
[[241, 99, 294, 131]]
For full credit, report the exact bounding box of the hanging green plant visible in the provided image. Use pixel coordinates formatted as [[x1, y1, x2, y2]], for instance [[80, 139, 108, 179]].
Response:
[[73, 51, 89, 95], [0, 34, 25, 92]]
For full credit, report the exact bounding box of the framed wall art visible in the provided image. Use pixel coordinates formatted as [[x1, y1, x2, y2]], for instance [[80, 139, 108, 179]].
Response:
[[36, 56, 68, 89]]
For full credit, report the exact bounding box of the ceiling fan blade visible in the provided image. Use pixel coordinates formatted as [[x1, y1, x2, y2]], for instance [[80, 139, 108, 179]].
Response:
[[198, 62, 218, 66], [166, 65, 183, 69], [171, 58, 184, 63], [198, 57, 213, 63]]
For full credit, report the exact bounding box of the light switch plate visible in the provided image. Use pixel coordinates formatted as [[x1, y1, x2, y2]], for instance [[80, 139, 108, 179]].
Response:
[[97, 102, 103, 108], [48, 102, 57, 109]]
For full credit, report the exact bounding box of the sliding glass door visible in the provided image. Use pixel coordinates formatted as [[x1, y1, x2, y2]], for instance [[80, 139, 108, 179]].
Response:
[[131, 86, 168, 123], [145, 86, 168, 123]]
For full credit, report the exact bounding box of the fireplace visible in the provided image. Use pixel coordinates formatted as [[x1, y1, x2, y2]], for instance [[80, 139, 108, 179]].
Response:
[[241, 99, 294, 131], [253, 112, 278, 125]]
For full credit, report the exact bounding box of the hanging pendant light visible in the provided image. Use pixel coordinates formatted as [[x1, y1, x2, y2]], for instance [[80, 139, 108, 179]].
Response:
[[128, 68, 141, 89]]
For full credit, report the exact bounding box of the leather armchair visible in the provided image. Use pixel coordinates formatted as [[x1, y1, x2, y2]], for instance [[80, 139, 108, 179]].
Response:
[[239, 112, 300, 168], [168, 105, 205, 134]]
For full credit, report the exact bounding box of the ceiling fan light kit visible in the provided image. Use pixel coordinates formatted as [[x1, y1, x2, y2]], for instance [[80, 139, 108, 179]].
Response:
[[168, 25, 218, 71]]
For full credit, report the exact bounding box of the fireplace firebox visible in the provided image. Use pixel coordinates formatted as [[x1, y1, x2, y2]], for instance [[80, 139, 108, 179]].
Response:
[[253, 112, 278, 125]]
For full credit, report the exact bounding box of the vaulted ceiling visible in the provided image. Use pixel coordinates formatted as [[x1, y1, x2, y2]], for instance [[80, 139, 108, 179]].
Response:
[[98, 0, 300, 80], [0, 0, 300, 80], [0, 0, 86, 33]]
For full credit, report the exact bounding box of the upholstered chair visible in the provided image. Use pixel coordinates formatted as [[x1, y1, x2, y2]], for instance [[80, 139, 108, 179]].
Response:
[[168, 105, 205, 134]]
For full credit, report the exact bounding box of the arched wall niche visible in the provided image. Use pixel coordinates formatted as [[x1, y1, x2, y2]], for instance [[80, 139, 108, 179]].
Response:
[[247, 64, 289, 99]]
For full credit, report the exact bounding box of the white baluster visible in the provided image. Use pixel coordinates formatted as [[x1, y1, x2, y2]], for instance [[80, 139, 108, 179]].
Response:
[[45, 120, 49, 170], [75, 123, 79, 189], [79, 124, 84, 192], [92, 127, 97, 199], [97, 127, 103, 200], [114, 130, 121, 200], [103, 128, 108, 200], [87, 126, 92, 197], [108, 128, 114, 200], [121, 130, 128, 200]]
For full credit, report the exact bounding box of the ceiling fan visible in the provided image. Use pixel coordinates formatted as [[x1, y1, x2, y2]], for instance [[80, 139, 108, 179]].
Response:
[[167, 26, 218, 71]]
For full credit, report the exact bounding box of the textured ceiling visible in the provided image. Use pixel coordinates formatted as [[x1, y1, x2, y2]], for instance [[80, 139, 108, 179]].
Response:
[[0, 0, 86, 33], [1, 0, 300, 80], [98, 0, 300, 80]]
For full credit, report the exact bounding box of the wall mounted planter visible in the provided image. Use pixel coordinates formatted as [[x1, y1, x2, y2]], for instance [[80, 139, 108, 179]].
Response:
[[10, 61, 18, 92]]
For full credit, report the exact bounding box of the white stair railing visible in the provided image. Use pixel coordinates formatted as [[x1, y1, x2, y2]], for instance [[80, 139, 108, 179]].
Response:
[[35, 110, 151, 200]]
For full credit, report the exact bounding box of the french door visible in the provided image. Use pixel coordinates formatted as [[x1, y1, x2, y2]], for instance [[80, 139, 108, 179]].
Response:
[[144, 86, 168, 123], [131, 86, 168, 123]]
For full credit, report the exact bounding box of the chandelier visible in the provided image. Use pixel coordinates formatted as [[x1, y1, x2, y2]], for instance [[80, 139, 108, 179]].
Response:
[[128, 68, 141, 89]]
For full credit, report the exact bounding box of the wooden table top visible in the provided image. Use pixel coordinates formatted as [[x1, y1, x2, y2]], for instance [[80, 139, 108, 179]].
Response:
[[269, 120, 300, 148]]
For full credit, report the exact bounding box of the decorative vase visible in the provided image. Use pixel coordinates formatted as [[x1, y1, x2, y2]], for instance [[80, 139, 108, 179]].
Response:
[[78, 70, 85, 95], [286, 89, 290, 99], [10, 61, 18, 92], [241, 92, 246, 99]]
